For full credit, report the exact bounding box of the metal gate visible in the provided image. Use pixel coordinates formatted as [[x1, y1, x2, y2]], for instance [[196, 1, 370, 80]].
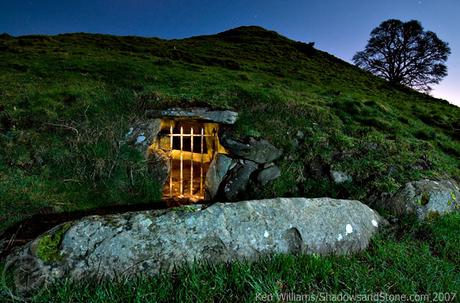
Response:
[[165, 124, 216, 200]]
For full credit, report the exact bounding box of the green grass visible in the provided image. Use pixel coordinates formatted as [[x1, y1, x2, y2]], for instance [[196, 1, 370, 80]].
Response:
[[0, 26, 459, 300], [1, 213, 459, 302], [1, 27, 459, 232]]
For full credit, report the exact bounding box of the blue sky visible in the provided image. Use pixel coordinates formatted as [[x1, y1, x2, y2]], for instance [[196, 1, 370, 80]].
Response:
[[1, 0, 459, 105]]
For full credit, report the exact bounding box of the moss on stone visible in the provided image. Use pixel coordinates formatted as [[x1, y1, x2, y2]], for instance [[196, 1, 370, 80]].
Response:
[[36, 223, 72, 263], [171, 205, 200, 213], [448, 191, 457, 208]]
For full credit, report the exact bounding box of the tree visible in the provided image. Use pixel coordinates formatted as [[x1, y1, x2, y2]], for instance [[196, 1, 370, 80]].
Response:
[[353, 19, 450, 92]]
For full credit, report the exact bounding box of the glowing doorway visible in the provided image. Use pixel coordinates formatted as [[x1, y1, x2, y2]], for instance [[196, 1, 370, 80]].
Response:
[[152, 119, 226, 202]]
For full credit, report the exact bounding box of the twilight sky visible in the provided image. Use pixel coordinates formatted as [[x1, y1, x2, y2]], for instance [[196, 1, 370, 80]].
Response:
[[1, 0, 459, 106]]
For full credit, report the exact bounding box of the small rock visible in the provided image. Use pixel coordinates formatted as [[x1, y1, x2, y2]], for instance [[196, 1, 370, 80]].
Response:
[[296, 130, 304, 139], [257, 165, 281, 186], [330, 170, 352, 184]]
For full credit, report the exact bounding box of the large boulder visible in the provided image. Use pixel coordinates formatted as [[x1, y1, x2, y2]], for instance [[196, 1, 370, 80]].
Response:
[[146, 108, 238, 124], [382, 179, 460, 220], [5, 198, 384, 293], [221, 136, 282, 164]]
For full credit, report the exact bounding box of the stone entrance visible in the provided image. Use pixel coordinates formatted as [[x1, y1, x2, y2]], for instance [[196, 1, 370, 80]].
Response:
[[125, 107, 282, 204], [150, 119, 227, 202]]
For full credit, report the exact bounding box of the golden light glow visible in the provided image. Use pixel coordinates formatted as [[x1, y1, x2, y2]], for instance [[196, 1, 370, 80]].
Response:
[[148, 119, 226, 202]]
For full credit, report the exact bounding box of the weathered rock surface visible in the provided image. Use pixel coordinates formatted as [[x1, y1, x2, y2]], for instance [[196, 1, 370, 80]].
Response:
[[6, 198, 384, 293], [257, 164, 281, 186], [221, 136, 282, 164], [146, 108, 238, 124], [147, 149, 171, 186], [221, 160, 258, 200], [124, 119, 161, 151], [205, 154, 235, 200], [381, 179, 460, 220]]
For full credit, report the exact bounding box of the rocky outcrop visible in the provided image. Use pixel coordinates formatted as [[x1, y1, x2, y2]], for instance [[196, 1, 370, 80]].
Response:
[[123, 110, 281, 200], [205, 155, 281, 201], [381, 179, 460, 220], [210, 134, 282, 199], [146, 108, 238, 124], [5, 198, 384, 293]]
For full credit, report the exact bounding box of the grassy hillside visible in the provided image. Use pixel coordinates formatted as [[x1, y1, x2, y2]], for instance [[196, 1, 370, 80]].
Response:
[[1, 26, 460, 234]]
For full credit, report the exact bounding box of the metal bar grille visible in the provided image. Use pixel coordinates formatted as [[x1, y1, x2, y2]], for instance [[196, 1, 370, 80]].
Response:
[[190, 128, 194, 196], [180, 126, 183, 196], [200, 128, 204, 195], [166, 126, 207, 199], [167, 134, 214, 137], [169, 125, 173, 198]]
